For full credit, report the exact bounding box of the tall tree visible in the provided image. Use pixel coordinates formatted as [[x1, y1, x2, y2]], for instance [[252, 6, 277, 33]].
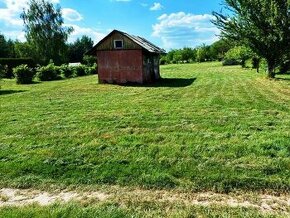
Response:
[[21, 0, 73, 65], [210, 39, 233, 61], [68, 36, 94, 63], [0, 34, 15, 58], [212, 0, 290, 78]]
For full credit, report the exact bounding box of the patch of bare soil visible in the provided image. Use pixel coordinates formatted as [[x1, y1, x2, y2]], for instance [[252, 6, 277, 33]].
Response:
[[0, 187, 289, 215]]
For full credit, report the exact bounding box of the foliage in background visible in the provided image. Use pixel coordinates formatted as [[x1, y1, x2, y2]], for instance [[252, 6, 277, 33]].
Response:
[[212, 0, 290, 78], [0, 34, 15, 58], [82, 55, 97, 67], [13, 64, 35, 84], [223, 46, 253, 67], [35, 63, 96, 82], [68, 36, 94, 63], [0, 64, 7, 79], [210, 39, 233, 61], [36, 63, 62, 81], [161, 39, 233, 65], [0, 58, 35, 78], [21, 0, 73, 65], [196, 44, 212, 62]]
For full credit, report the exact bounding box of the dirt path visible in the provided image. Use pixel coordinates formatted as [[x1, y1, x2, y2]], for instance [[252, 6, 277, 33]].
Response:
[[0, 187, 289, 214]]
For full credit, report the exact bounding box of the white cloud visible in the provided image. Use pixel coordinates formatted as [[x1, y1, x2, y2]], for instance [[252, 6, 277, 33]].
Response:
[[150, 2, 163, 11], [67, 24, 106, 44], [0, 0, 60, 26], [152, 12, 220, 49], [62, 8, 83, 22], [2, 30, 26, 42]]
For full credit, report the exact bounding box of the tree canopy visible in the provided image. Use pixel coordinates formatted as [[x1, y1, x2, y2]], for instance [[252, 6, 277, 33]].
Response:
[[21, 0, 73, 65], [68, 36, 94, 63], [212, 0, 290, 78]]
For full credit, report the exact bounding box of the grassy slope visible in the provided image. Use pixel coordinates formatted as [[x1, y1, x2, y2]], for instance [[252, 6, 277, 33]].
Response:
[[0, 62, 289, 192]]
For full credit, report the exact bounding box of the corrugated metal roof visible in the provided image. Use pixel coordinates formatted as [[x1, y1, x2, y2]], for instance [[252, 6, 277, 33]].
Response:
[[86, 30, 166, 55], [120, 31, 166, 54]]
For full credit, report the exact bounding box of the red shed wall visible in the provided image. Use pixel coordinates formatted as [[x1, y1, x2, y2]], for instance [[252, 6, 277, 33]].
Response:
[[97, 50, 143, 84]]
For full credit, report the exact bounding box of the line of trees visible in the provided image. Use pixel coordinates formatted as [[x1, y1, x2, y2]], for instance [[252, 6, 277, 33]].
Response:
[[0, 34, 94, 64], [0, 0, 94, 66], [160, 39, 233, 64]]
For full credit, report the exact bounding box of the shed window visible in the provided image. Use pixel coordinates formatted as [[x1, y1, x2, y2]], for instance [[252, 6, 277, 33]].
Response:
[[114, 40, 123, 49]]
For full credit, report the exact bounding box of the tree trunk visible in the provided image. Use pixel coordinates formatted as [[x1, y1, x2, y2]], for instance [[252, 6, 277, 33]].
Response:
[[267, 60, 276, 78]]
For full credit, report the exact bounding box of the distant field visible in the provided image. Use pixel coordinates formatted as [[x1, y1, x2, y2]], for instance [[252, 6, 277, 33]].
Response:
[[0, 62, 289, 193]]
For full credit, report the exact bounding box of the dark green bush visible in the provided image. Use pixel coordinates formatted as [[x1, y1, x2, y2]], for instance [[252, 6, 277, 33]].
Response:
[[85, 64, 97, 75], [13, 64, 35, 84], [0, 64, 7, 79], [222, 59, 241, 66], [74, 65, 87, 77], [60, 64, 76, 78], [0, 58, 35, 78], [279, 60, 290, 74], [160, 57, 167, 65], [37, 63, 62, 81]]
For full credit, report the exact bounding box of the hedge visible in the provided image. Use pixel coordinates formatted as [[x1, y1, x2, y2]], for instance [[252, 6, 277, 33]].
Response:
[[36, 64, 62, 81], [0, 58, 35, 78]]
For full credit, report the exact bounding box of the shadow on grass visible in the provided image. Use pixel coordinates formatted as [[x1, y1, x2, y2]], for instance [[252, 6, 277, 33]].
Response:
[[274, 77, 290, 81], [0, 90, 26, 96], [125, 78, 197, 88]]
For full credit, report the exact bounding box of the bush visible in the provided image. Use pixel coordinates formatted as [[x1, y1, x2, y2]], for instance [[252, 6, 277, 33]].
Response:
[[37, 63, 62, 81], [60, 64, 75, 78], [279, 60, 290, 74], [13, 65, 35, 84], [222, 59, 241, 66], [0, 58, 35, 78], [74, 65, 86, 77], [0, 64, 7, 79], [160, 56, 167, 65], [223, 46, 253, 67], [85, 64, 97, 75]]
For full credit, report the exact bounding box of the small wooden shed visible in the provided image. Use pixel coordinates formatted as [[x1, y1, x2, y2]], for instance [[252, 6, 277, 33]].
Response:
[[87, 30, 166, 84]]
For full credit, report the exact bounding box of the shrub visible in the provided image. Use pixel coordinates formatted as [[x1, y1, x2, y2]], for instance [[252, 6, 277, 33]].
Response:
[[222, 59, 241, 66], [13, 65, 35, 84], [37, 63, 62, 81], [85, 64, 97, 75], [60, 64, 75, 78], [0, 64, 7, 79], [74, 65, 87, 77], [223, 46, 253, 66], [0, 58, 35, 78], [160, 56, 167, 65], [279, 60, 290, 74]]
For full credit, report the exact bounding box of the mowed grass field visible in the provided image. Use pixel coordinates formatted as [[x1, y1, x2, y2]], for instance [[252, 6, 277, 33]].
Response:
[[0, 62, 289, 194]]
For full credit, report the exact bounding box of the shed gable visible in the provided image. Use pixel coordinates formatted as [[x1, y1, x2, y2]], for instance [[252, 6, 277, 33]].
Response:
[[96, 31, 142, 51]]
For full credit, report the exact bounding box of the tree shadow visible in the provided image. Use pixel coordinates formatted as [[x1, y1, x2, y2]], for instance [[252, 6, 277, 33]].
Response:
[[124, 78, 197, 88], [274, 77, 290, 81], [0, 90, 26, 96]]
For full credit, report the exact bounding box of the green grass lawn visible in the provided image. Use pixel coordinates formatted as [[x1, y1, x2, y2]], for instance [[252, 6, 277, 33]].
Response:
[[0, 203, 283, 218], [0, 62, 289, 193]]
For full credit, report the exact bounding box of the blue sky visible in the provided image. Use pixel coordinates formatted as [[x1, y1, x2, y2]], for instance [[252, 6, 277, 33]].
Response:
[[0, 0, 223, 50]]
